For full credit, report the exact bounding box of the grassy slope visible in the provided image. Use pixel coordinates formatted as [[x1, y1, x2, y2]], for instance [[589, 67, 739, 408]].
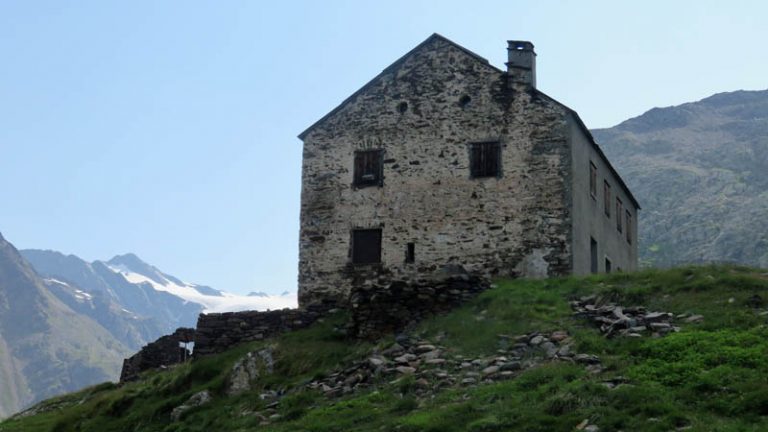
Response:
[[3, 265, 768, 432]]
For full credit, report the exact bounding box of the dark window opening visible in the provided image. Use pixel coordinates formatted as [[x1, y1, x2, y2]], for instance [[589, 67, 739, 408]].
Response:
[[616, 198, 624, 233], [397, 102, 408, 113], [605, 257, 612, 274], [354, 150, 383, 188], [459, 95, 472, 108], [625, 210, 632, 244], [470, 141, 501, 178], [604, 181, 611, 218], [589, 161, 597, 199], [405, 242, 415, 263], [351, 229, 382, 264], [590, 237, 598, 274]]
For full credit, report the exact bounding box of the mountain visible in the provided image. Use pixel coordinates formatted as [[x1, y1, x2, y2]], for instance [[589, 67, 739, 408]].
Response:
[[21, 250, 204, 344], [0, 233, 130, 418], [4, 265, 768, 431], [593, 89, 768, 268]]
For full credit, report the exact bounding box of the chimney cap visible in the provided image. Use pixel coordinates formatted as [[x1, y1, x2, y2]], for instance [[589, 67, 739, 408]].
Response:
[[507, 41, 535, 52]]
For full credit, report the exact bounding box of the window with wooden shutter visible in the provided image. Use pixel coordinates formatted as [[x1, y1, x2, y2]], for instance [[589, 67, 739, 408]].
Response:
[[589, 162, 597, 199], [616, 198, 623, 233], [469, 142, 501, 178], [626, 210, 632, 244], [351, 229, 382, 264], [353, 150, 383, 187], [604, 181, 611, 218]]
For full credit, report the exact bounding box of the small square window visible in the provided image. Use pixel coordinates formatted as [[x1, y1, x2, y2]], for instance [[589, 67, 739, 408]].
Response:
[[354, 150, 383, 188], [351, 229, 382, 264], [470, 142, 501, 178], [589, 162, 597, 199]]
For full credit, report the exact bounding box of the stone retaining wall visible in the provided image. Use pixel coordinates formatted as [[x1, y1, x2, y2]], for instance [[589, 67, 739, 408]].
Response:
[[193, 301, 338, 356], [119, 327, 195, 382], [348, 272, 490, 338]]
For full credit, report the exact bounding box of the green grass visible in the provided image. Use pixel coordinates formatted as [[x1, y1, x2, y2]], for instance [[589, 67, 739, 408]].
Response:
[[3, 265, 768, 432]]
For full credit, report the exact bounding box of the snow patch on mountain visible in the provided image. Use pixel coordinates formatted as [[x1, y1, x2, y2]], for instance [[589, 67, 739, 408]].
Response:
[[106, 264, 297, 313]]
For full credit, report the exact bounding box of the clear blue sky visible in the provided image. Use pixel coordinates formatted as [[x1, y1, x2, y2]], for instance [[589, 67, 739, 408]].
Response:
[[1, 1, 766, 294]]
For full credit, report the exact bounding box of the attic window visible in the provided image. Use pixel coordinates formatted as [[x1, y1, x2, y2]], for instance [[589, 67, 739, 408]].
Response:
[[397, 102, 408, 113], [469, 141, 501, 178], [459, 95, 472, 108], [351, 229, 382, 265], [354, 150, 383, 188]]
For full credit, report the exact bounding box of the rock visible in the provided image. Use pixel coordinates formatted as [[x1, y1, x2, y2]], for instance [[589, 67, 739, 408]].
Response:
[[529, 335, 545, 345], [395, 366, 416, 375], [382, 343, 404, 356], [171, 390, 212, 421], [394, 353, 417, 363], [460, 361, 473, 369], [584, 425, 599, 432], [420, 350, 442, 360], [685, 314, 704, 323], [500, 361, 522, 371], [415, 344, 437, 353], [556, 345, 572, 357], [368, 358, 385, 369], [550, 331, 569, 342], [481, 366, 500, 376], [461, 377, 477, 385], [226, 348, 274, 396], [574, 354, 601, 365], [425, 358, 446, 365]]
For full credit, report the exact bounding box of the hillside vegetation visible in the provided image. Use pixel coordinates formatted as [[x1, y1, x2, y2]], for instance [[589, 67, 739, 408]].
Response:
[[3, 266, 768, 432], [593, 89, 768, 268]]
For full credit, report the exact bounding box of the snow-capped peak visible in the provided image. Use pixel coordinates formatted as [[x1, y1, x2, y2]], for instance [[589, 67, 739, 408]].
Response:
[[105, 256, 297, 313]]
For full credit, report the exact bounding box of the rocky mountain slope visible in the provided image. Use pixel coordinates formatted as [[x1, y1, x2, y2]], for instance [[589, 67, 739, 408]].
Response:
[[3, 265, 767, 431], [0, 233, 130, 418], [593, 89, 768, 268]]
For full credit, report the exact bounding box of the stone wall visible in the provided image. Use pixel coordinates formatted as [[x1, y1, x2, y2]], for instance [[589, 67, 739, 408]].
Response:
[[119, 327, 195, 382], [348, 268, 490, 339], [193, 301, 337, 356], [298, 35, 572, 308]]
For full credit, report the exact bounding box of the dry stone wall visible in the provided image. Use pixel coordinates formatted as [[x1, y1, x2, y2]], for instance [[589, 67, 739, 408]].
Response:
[[193, 301, 337, 356], [348, 269, 490, 339], [119, 327, 195, 382], [298, 36, 572, 308]]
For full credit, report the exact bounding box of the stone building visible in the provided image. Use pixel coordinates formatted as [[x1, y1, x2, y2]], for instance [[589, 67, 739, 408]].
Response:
[[297, 34, 639, 307]]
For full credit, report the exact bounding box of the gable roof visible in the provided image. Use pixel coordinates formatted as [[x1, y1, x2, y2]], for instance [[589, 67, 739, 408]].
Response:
[[297, 35, 640, 210], [298, 33, 499, 140]]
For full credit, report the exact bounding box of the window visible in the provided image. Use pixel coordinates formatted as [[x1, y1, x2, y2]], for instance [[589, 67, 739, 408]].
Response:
[[470, 141, 501, 178], [604, 181, 611, 217], [351, 229, 382, 264], [353, 150, 383, 188], [405, 242, 415, 263], [605, 257, 612, 274], [590, 237, 598, 274], [625, 210, 632, 244], [589, 162, 597, 199], [616, 198, 623, 233]]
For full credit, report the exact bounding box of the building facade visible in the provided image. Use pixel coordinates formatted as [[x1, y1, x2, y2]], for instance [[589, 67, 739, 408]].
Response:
[[297, 34, 639, 307]]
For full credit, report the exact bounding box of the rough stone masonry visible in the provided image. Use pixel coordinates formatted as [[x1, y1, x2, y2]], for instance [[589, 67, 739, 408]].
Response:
[[297, 34, 639, 308]]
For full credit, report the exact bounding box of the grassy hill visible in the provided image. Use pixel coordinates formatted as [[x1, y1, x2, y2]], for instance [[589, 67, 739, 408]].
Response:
[[3, 265, 768, 432]]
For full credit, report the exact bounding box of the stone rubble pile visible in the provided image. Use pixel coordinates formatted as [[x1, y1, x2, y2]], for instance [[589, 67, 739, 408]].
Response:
[[570, 295, 683, 338], [304, 330, 602, 399]]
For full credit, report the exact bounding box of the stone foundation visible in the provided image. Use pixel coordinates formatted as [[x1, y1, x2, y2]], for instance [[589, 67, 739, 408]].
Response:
[[348, 272, 490, 339]]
